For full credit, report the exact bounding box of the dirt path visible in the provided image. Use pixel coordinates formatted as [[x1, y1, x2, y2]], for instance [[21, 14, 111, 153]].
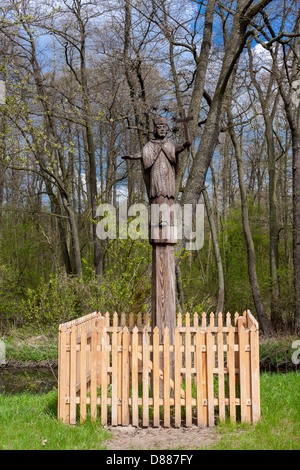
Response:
[[105, 426, 221, 450]]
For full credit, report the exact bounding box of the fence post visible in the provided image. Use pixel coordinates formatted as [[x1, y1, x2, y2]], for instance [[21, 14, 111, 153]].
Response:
[[250, 323, 260, 423], [122, 327, 130, 426], [238, 316, 247, 423]]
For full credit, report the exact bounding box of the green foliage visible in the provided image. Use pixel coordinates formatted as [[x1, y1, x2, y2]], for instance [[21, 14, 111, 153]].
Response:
[[0, 236, 152, 330]]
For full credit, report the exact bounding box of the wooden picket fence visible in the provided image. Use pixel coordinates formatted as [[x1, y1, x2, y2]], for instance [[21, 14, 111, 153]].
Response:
[[58, 310, 260, 427]]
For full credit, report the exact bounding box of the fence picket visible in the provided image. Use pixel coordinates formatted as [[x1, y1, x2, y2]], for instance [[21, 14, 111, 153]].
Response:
[[132, 326, 139, 427], [153, 326, 160, 427], [91, 326, 97, 422], [238, 317, 247, 423], [217, 316, 225, 422], [70, 325, 77, 425], [228, 325, 236, 422], [206, 326, 214, 427], [100, 317, 108, 426], [58, 325, 67, 423], [143, 327, 150, 427], [117, 331, 122, 425], [163, 327, 170, 428], [174, 326, 181, 427], [185, 326, 192, 427], [80, 326, 87, 423], [250, 324, 260, 423], [122, 327, 130, 426], [195, 327, 204, 426], [111, 325, 118, 426]]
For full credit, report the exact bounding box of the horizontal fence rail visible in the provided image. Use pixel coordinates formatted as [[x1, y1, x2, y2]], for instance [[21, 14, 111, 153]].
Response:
[[58, 310, 260, 427]]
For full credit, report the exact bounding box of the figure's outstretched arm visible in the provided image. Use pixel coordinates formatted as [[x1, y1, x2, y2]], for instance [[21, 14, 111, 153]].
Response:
[[175, 141, 191, 155], [122, 154, 141, 160]]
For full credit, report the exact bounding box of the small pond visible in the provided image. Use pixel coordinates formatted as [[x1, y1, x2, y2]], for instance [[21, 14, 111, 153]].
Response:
[[0, 367, 58, 394]]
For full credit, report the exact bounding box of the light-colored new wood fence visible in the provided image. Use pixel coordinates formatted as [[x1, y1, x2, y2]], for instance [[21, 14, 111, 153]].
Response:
[[58, 310, 260, 427]]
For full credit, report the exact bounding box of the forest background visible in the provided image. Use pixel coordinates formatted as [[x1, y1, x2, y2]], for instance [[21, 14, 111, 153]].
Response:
[[0, 0, 300, 340]]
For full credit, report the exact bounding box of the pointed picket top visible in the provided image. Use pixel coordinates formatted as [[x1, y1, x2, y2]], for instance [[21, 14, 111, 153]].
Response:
[[193, 312, 198, 327], [177, 312, 182, 327], [202, 312, 207, 327], [218, 312, 223, 328], [132, 325, 139, 335], [105, 312, 110, 326], [128, 312, 134, 327], [137, 312, 142, 326], [153, 326, 159, 334], [164, 325, 170, 334], [226, 312, 231, 327], [123, 325, 129, 335], [185, 312, 190, 327], [196, 325, 202, 335], [145, 312, 150, 326], [121, 312, 126, 327], [210, 312, 215, 327], [234, 312, 239, 325], [113, 312, 118, 327]]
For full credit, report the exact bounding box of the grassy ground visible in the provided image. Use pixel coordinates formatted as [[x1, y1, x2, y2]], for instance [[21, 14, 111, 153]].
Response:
[[210, 372, 300, 450], [0, 390, 111, 450], [0, 372, 299, 450]]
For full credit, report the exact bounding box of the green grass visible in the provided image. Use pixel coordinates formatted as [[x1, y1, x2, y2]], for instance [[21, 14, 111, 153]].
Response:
[[0, 390, 111, 450], [209, 372, 300, 450], [3, 325, 58, 364]]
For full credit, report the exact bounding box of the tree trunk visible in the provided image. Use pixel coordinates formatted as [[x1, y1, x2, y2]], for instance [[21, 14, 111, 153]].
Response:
[[62, 195, 82, 279], [291, 127, 300, 335], [202, 187, 225, 314], [227, 100, 273, 335], [182, 0, 274, 210]]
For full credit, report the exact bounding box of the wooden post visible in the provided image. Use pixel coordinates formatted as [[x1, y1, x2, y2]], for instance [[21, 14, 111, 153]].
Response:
[[143, 326, 150, 427], [163, 327, 170, 427], [70, 325, 77, 425], [151, 243, 176, 341], [132, 326, 139, 427], [151, 240, 176, 396], [122, 327, 130, 425], [111, 324, 118, 426], [100, 317, 108, 426], [80, 326, 87, 424], [238, 316, 247, 423], [174, 326, 181, 427], [228, 324, 236, 422], [217, 313, 225, 422]]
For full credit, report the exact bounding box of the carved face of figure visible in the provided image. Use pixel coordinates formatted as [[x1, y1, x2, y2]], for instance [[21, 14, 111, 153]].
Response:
[[154, 122, 168, 140]]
